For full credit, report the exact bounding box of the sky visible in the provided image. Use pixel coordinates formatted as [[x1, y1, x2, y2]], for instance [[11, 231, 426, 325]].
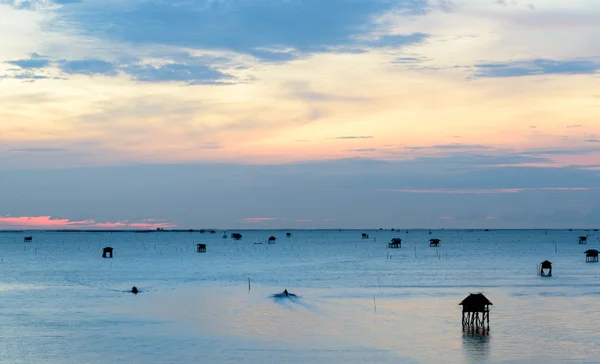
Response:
[[0, 0, 599, 230]]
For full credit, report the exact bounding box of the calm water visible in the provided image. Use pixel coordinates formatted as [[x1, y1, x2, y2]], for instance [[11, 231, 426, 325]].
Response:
[[0, 229, 599, 363]]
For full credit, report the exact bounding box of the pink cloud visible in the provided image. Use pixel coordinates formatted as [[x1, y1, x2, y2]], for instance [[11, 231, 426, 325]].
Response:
[[439, 216, 454, 220], [0, 215, 176, 229], [391, 187, 592, 194], [241, 217, 283, 223], [295, 219, 313, 223]]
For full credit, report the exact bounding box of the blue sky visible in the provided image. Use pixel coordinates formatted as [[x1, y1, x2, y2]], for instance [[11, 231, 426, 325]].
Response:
[[1, 0, 599, 229]]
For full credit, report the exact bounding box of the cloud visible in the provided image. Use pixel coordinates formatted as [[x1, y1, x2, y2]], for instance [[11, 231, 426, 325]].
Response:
[[347, 148, 377, 152], [6, 53, 50, 69], [295, 219, 314, 223], [331, 136, 374, 139], [241, 217, 284, 223], [9, 148, 67, 152], [586, 139, 600, 143], [0, 215, 175, 229], [123, 63, 234, 85], [390, 187, 593, 194], [58, 59, 118, 76], [38, 0, 429, 61], [473, 58, 600, 78]]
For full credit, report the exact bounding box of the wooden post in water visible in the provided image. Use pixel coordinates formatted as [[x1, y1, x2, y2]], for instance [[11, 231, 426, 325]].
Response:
[[248, 278, 251, 291]]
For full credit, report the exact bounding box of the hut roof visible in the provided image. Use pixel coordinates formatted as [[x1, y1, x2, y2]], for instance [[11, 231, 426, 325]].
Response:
[[430, 238, 440, 242], [459, 293, 493, 306], [579, 236, 587, 239], [391, 238, 402, 242], [584, 249, 599, 255]]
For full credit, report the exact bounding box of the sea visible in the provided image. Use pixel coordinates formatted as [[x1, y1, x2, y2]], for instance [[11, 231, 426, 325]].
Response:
[[0, 229, 599, 364]]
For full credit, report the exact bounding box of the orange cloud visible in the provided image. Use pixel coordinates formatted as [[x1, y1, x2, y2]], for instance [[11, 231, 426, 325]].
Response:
[[0, 215, 176, 229]]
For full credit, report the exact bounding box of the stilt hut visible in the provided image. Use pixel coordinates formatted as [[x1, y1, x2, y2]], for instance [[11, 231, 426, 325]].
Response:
[[23, 236, 32, 242], [540, 260, 552, 276], [196, 243, 206, 253], [578, 236, 587, 244], [388, 238, 401, 248], [268, 236, 277, 244], [286, 232, 291, 237], [362, 233, 369, 239], [429, 238, 440, 247], [585, 249, 599, 262], [102, 247, 113, 258], [231, 233, 242, 240], [459, 293, 492, 330]]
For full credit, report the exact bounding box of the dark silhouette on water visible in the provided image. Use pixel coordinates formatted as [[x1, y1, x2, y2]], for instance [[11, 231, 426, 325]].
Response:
[[430, 238, 441, 247], [196, 243, 207, 253], [272, 289, 297, 298], [585, 249, 599, 262], [102, 247, 113, 258], [361, 233, 369, 239], [231, 233, 243, 240], [24, 236, 32, 242], [540, 260, 552, 276], [579, 236, 587, 244], [388, 238, 401, 248], [268, 236, 277, 244], [131, 286, 138, 294], [460, 293, 492, 331]]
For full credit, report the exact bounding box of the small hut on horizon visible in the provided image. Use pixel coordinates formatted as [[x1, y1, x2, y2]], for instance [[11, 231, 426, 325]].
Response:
[[231, 233, 243, 240], [388, 238, 401, 249], [585, 249, 599, 262], [196, 243, 207, 253], [540, 260, 552, 276], [362, 233, 369, 239], [268, 236, 277, 244], [286, 232, 292, 237], [459, 293, 492, 331], [23, 236, 32, 242], [102, 247, 113, 258], [579, 236, 588, 244], [430, 238, 441, 247]]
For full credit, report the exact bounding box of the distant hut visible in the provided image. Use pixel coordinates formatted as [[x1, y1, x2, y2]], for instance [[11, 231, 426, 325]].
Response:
[[459, 293, 492, 330], [388, 238, 402, 249], [200, 229, 206, 233], [102, 247, 114, 258], [286, 232, 291, 237], [23, 236, 32, 242], [209, 230, 216, 234], [578, 236, 588, 244], [231, 233, 243, 240], [268, 236, 277, 244], [362, 233, 369, 239], [539, 260, 552, 276], [196, 243, 207, 253], [430, 238, 441, 247], [585, 249, 599, 263]]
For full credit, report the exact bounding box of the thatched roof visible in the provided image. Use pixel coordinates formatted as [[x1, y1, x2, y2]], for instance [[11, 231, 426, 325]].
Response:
[[430, 238, 441, 242], [579, 236, 587, 239], [540, 260, 552, 268], [584, 249, 599, 255], [391, 238, 402, 243], [459, 293, 493, 306]]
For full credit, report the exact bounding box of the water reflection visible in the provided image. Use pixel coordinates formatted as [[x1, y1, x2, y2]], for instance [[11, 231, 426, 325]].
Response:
[[462, 329, 490, 363]]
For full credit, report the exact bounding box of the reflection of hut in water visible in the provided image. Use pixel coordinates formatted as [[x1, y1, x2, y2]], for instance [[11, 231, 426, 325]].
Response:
[[102, 247, 114, 258], [585, 249, 599, 262], [268, 236, 277, 244], [430, 238, 441, 247], [579, 236, 588, 244], [362, 233, 369, 239], [24, 236, 32, 242], [539, 260, 552, 276], [231, 233, 242, 240], [196, 243, 206, 253], [459, 293, 492, 330], [388, 238, 401, 249], [462, 329, 490, 361]]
